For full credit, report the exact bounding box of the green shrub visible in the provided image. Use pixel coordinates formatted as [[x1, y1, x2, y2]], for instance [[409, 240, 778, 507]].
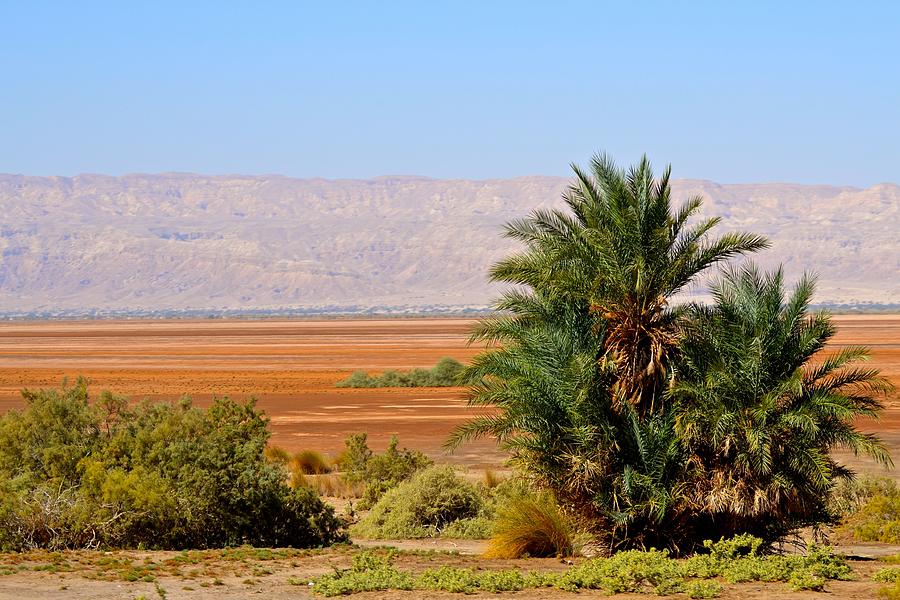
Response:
[[484, 491, 574, 558], [337, 433, 432, 508], [875, 568, 900, 583], [310, 550, 558, 597], [309, 537, 853, 596], [840, 483, 900, 543], [335, 357, 465, 388], [558, 549, 683, 594], [788, 569, 826, 591], [685, 580, 723, 598], [829, 475, 898, 517], [0, 380, 346, 550], [311, 551, 414, 596], [352, 465, 482, 539]]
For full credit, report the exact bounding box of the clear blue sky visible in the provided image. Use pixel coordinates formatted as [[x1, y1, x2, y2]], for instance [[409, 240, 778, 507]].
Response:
[[2, 1, 898, 185]]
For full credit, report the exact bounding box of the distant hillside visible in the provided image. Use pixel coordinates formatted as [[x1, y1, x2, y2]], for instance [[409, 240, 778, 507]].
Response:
[[0, 173, 896, 314]]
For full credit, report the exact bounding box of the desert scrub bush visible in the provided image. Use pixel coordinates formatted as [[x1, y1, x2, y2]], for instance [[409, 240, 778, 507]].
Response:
[[337, 433, 432, 508], [484, 490, 575, 558], [351, 465, 482, 539], [829, 475, 898, 517], [335, 357, 465, 388], [837, 479, 900, 543], [0, 379, 346, 550]]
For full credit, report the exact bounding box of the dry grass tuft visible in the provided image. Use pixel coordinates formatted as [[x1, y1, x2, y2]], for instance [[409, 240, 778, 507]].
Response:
[[292, 472, 363, 498], [264, 445, 291, 465], [291, 450, 332, 475], [483, 469, 504, 489], [484, 492, 574, 559]]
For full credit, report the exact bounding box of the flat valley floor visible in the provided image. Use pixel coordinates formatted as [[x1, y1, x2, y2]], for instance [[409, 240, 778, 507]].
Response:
[[0, 315, 898, 471], [1, 315, 900, 599]]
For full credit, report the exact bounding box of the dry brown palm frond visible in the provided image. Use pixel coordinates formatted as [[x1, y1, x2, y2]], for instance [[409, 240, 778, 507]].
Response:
[[590, 298, 678, 416]]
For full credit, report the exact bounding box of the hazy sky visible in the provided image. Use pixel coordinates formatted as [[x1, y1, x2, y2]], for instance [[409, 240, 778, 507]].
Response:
[[2, 1, 898, 185]]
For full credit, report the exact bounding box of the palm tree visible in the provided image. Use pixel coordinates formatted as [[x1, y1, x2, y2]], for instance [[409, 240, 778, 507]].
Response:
[[672, 265, 893, 541], [451, 153, 890, 551], [491, 154, 767, 416], [446, 291, 690, 550]]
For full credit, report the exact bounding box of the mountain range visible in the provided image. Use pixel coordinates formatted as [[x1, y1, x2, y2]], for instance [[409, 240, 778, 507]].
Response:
[[0, 173, 897, 315]]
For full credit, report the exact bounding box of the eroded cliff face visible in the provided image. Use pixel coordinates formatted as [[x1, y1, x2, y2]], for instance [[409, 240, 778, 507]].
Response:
[[0, 173, 896, 312]]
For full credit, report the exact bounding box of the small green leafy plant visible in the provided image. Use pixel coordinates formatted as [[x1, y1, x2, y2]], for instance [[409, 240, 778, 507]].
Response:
[[336, 357, 466, 388]]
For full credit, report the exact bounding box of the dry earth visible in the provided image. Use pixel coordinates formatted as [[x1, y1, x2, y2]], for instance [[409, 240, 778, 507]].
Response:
[[0, 316, 899, 598], [0, 316, 898, 468], [0, 544, 895, 600]]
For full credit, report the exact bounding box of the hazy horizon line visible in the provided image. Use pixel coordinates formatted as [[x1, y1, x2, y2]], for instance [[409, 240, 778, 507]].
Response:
[[1, 171, 897, 191]]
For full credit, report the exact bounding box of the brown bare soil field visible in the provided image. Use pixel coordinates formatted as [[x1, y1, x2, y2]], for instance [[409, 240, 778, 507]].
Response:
[[0, 316, 897, 470]]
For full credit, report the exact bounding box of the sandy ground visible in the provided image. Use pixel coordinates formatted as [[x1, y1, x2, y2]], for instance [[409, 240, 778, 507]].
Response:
[[0, 316, 898, 469], [0, 542, 894, 600]]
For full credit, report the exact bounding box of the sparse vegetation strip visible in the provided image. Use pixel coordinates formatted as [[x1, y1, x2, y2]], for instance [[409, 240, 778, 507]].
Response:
[[336, 356, 465, 387], [308, 536, 854, 596]]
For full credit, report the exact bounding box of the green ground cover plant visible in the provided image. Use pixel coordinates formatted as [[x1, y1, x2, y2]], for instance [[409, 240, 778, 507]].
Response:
[[448, 153, 893, 552], [308, 536, 853, 596], [0, 379, 345, 550], [336, 357, 465, 387]]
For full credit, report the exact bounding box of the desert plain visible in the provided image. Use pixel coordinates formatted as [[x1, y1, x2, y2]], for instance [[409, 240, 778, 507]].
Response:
[[0, 315, 899, 600], [0, 315, 898, 473]]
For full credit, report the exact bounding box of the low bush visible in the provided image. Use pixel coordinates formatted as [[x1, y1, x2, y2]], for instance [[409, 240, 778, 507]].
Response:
[[337, 433, 432, 508], [838, 479, 900, 544], [685, 580, 724, 599], [0, 379, 346, 550], [484, 491, 574, 558], [310, 550, 556, 597], [335, 357, 466, 388], [309, 537, 854, 596], [352, 465, 483, 539], [830, 475, 898, 517]]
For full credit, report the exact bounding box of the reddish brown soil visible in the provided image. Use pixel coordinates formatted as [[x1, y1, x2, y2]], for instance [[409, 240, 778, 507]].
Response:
[[0, 316, 897, 470]]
